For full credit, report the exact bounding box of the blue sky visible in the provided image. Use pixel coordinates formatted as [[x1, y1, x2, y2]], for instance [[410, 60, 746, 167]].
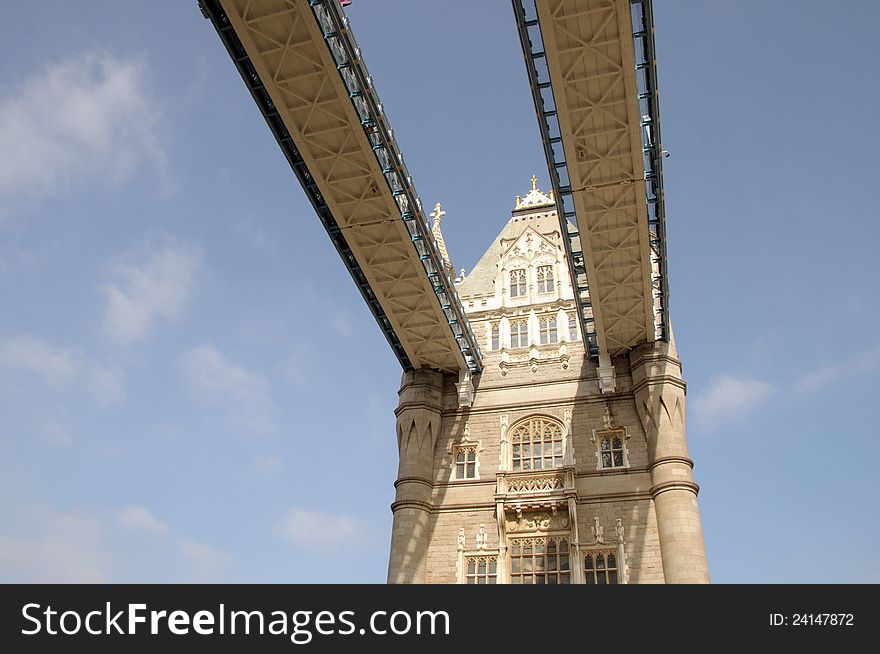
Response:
[[0, 0, 877, 583]]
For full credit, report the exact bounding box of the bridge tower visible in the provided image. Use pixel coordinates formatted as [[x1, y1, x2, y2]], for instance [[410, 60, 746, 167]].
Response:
[[388, 180, 710, 584]]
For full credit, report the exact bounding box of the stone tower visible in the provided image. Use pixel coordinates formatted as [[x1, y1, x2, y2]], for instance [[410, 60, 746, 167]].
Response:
[[387, 179, 710, 584]]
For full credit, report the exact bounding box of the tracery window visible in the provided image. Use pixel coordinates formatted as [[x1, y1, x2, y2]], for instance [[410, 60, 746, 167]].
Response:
[[568, 314, 578, 341], [599, 434, 626, 469], [454, 444, 477, 479], [490, 323, 500, 350], [539, 316, 557, 344], [510, 319, 528, 348], [510, 537, 570, 584], [465, 556, 497, 584], [511, 417, 563, 471], [509, 269, 527, 297], [536, 265, 555, 293], [583, 550, 619, 584]]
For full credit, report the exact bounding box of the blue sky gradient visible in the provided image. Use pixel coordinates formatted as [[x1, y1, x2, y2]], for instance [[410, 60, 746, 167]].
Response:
[[1, 0, 878, 583]]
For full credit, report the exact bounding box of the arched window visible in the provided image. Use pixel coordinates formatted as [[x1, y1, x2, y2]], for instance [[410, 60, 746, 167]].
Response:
[[490, 323, 500, 350], [509, 269, 526, 297], [510, 417, 564, 470], [536, 265, 555, 293]]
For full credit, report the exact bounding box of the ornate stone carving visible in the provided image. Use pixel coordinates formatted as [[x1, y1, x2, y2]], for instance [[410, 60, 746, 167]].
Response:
[[592, 516, 605, 544], [458, 528, 465, 551], [476, 524, 487, 550], [506, 473, 565, 493], [505, 509, 570, 534]]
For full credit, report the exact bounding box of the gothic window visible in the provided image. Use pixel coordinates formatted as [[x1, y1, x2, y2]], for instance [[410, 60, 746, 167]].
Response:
[[465, 556, 497, 584], [536, 265, 555, 293], [568, 314, 578, 341], [454, 444, 477, 479], [511, 417, 563, 471], [510, 537, 570, 584], [599, 434, 626, 468], [583, 551, 619, 584], [491, 323, 500, 350], [510, 319, 528, 348], [509, 269, 527, 297], [539, 316, 557, 344]]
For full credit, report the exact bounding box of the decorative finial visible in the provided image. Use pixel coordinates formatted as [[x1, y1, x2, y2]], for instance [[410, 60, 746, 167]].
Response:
[[476, 524, 487, 550], [430, 202, 445, 226], [615, 518, 625, 544], [531, 174, 538, 191], [592, 517, 605, 544], [515, 194, 521, 208], [458, 528, 465, 551], [602, 403, 615, 429]]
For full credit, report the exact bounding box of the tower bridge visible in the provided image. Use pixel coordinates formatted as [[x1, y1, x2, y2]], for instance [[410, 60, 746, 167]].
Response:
[[200, 0, 709, 584]]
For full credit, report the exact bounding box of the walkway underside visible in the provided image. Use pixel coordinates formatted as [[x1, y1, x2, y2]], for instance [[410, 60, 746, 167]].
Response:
[[515, 0, 669, 364], [204, 0, 481, 374]]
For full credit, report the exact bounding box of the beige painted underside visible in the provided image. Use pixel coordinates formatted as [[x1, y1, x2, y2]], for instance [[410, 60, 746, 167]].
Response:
[[220, 0, 465, 371], [537, 0, 655, 356]]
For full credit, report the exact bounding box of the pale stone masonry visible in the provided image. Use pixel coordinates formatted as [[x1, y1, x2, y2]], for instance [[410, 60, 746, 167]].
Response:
[[387, 181, 710, 584]]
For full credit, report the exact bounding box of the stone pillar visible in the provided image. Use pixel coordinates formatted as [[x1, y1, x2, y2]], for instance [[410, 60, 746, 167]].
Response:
[[630, 335, 710, 583], [387, 368, 444, 583]]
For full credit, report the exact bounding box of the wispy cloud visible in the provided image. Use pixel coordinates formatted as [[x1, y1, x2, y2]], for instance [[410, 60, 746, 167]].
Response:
[[102, 240, 201, 347], [179, 539, 228, 582], [115, 505, 226, 581], [691, 375, 774, 431], [796, 345, 880, 394], [0, 508, 113, 583], [0, 51, 163, 204], [277, 508, 360, 550], [115, 506, 169, 535], [179, 344, 276, 434], [0, 334, 124, 402]]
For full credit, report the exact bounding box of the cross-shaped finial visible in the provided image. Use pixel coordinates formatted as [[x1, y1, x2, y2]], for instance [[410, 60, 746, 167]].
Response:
[[530, 175, 538, 191], [430, 202, 445, 226]]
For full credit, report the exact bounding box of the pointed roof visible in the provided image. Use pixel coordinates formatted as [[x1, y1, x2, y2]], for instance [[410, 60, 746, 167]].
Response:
[[514, 175, 555, 211]]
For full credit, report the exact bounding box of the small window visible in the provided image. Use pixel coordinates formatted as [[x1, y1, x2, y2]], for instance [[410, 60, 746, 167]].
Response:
[[454, 445, 477, 479], [536, 265, 555, 293], [599, 435, 625, 469], [510, 320, 528, 348], [568, 315, 578, 341], [539, 316, 557, 344], [491, 323, 500, 350], [509, 269, 527, 297], [584, 551, 619, 584], [465, 556, 497, 584]]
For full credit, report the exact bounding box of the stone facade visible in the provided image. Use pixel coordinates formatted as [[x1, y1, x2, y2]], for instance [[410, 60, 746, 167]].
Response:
[[387, 182, 710, 584]]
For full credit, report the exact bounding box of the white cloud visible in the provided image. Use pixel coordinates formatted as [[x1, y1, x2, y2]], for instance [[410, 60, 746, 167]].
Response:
[[796, 345, 880, 394], [103, 241, 201, 346], [691, 375, 774, 431], [115, 506, 169, 535], [180, 344, 276, 434], [277, 508, 360, 550], [0, 51, 163, 203], [179, 539, 227, 582], [0, 335, 76, 385], [0, 334, 125, 402], [0, 508, 113, 583]]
